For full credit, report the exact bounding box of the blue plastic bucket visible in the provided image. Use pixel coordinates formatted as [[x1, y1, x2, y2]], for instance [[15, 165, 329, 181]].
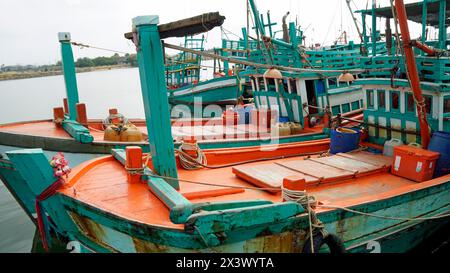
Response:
[[279, 116, 290, 123], [428, 131, 450, 177], [330, 127, 360, 154]]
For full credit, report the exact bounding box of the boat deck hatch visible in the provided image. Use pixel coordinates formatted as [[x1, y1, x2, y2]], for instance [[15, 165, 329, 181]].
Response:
[[232, 151, 393, 190]]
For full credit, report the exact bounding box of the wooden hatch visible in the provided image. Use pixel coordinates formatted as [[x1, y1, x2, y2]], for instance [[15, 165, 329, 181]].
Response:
[[232, 151, 393, 190]]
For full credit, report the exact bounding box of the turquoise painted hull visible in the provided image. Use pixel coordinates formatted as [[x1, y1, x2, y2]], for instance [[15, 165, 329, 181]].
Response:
[[168, 76, 241, 108], [0, 155, 448, 253]]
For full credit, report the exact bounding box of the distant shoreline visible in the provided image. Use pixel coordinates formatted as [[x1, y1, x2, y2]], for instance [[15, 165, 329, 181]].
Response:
[[0, 64, 134, 81]]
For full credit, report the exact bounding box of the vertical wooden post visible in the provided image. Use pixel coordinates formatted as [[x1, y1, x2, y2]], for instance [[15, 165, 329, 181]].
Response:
[[362, 13, 368, 56], [222, 39, 229, 73], [289, 22, 301, 68], [63, 98, 69, 114], [58, 32, 79, 121], [126, 146, 143, 184], [133, 16, 179, 189], [76, 103, 88, 125], [438, 0, 446, 49], [53, 107, 65, 127], [242, 27, 248, 51], [371, 0, 377, 56], [421, 0, 428, 45], [282, 176, 306, 202]]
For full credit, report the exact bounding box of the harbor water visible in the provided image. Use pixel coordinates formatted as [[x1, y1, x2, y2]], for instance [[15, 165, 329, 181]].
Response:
[[0, 68, 448, 253]]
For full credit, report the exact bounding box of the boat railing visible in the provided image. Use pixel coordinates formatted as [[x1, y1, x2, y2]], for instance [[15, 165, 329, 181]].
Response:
[[222, 39, 258, 52], [305, 49, 361, 70], [361, 55, 450, 84]]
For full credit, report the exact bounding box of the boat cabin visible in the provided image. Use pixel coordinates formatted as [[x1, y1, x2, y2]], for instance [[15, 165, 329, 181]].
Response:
[[241, 68, 364, 129], [165, 36, 205, 89], [356, 0, 450, 145]]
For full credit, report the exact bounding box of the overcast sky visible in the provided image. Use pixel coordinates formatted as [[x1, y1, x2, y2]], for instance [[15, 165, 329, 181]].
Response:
[[0, 0, 432, 66]]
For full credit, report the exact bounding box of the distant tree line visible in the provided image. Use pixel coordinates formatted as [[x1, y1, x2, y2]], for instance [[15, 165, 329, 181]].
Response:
[[75, 53, 137, 68], [1, 53, 138, 73]]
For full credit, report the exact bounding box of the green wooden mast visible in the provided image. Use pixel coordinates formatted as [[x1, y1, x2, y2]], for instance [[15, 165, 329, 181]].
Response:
[[132, 16, 179, 189], [58, 32, 79, 121], [57, 32, 93, 144]]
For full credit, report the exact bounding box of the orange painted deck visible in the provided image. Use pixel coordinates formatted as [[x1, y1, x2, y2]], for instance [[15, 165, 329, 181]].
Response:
[[0, 119, 324, 143], [59, 151, 450, 231]]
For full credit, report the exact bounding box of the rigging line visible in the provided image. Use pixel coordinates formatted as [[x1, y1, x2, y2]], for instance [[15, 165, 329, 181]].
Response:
[[322, 0, 342, 46], [221, 27, 242, 39], [71, 41, 132, 55], [164, 42, 394, 74]]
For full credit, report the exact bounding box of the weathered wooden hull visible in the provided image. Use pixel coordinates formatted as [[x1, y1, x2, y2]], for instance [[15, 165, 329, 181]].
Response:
[[0, 120, 330, 155], [1, 155, 448, 253]]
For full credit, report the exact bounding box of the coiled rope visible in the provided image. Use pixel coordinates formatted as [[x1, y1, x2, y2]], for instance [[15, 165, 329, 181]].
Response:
[[178, 141, 207, 170]]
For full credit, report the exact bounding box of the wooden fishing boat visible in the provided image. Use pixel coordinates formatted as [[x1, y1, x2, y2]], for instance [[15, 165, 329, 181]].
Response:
[[0, 0, 448, 253], [0, 8, 366, 155], [165, 35, 242, 108]]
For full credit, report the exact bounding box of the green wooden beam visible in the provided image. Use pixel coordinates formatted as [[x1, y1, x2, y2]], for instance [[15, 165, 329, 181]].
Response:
[[438, 0, 446, 49], [362, 13, 369, 56], [6, 149, 56, 196], [62, 120, 93, 144], [58, 32, 79, 121], [421, 0, 428, 44], [248, 0, 265, 36], [133, 16, 179, 189], [371, 0, 377, 56]]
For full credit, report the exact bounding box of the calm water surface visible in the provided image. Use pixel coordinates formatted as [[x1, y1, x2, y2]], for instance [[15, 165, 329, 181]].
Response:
[[0, 65, 214, 252]]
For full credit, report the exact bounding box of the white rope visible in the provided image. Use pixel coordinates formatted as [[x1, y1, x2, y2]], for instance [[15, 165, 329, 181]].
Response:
[[281, 185, 325, 253], [318, 204, 450, 221], [177, 141, 208, 170]]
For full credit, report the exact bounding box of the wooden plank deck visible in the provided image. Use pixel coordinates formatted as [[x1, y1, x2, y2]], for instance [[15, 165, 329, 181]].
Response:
[[232, 151, 393, 190]]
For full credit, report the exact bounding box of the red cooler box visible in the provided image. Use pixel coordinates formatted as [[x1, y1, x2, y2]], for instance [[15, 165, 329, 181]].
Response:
[[392, 145, 440, 182]]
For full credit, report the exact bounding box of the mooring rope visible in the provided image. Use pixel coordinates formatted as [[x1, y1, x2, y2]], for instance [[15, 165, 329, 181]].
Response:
[[178, 141, 208, 170]]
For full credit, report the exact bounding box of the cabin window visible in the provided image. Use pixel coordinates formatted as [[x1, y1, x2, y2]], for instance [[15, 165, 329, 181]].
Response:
[[390, 91, 400, 112], [424, 95, 432, 114], [444, 97, 450, 113], [328, 78, 337, 89], [342, 103, 350, 113], [332, 105, 341, 116], [281, 79, 289, 93], [406, 93, 415, 113], [289, 78, 297, 94], [351, 101, 360, 111], [316, 80, 326, 95], [258, 77, 265, 91], [378, 90, 386, 110], [267, 78, 276, 91], [367, 90, 374, 109]]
